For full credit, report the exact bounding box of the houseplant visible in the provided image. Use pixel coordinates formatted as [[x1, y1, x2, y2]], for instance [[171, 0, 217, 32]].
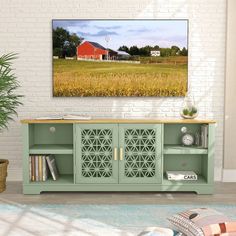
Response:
[[0, 53, 22, 192], [180, 91, 198, 119]]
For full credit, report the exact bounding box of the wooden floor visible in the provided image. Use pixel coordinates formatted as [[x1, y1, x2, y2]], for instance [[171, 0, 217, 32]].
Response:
[[0, 181, 236, 205]]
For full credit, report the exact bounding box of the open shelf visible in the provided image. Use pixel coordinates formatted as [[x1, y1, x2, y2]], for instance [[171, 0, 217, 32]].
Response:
[[30, 174, 74, 185], [162, 175, 207, 185], [28, 123, 73, 154], [28, 154, 74, 185], [164, 145, 208, 155], [29, 144, 73, 154]]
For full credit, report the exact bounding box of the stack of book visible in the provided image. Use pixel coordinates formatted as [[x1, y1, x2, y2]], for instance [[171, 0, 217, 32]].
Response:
[[166, 171, 198, 181], [29, 155, 59, 182], [200, 125, 208, 148]]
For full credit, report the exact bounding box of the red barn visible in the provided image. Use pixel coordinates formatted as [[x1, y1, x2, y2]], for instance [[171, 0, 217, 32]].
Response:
[[77, 41, 108, 60]]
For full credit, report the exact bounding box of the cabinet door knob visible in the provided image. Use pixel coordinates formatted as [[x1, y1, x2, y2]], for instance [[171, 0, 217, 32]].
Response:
[[120, 147, 123, 161], [114, 147, 118, 161]]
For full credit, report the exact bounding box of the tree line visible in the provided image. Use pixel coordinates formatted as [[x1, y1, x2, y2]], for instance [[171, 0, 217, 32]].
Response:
[[118, 45, 188, 57], [53, 27, 83, 58], [53, 27, 188, 58]]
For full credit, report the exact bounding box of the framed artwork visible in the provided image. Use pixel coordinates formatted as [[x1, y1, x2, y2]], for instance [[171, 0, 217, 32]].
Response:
[[52, 19, 188, 97]]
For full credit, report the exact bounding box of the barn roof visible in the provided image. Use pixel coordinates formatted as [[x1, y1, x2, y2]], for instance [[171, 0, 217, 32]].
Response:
[[108, 48, 118, 54], [117, 50, 130, 56], [88, 41, 107, 50]]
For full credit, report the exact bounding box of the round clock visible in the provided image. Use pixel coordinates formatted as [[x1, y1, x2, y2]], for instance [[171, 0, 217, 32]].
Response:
[[182, 133, 194, 146], [181, 127, 195, 146]]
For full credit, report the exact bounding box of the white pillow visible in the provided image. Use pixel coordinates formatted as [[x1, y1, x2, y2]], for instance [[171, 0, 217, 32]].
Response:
[[168, 208, 236, 236], [138, 226, 184, 236]]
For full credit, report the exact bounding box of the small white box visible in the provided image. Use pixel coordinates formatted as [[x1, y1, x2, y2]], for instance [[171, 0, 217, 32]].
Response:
[[166, 171, 198, 181]]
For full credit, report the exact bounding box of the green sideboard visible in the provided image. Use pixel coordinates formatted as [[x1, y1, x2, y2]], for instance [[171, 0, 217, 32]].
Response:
[[21, 119, 216, 195]]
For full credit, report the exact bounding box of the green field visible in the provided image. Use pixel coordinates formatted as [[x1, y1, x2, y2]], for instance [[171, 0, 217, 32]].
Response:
[[53, 57, 187, 97]]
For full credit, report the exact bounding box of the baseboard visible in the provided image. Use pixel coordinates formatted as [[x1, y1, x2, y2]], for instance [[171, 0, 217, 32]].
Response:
[[214, 167, 222, 181], [6, 168, 22, 181], [222, 169, 236, 182]]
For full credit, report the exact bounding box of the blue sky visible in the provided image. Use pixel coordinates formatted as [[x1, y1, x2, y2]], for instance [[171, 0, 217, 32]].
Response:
[[53, 20, 188, 50]]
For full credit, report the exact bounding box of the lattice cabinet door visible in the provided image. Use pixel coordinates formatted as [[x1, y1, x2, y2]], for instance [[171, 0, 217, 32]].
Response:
[[75, 124, 119, 183], [119, 124, 163, 184]]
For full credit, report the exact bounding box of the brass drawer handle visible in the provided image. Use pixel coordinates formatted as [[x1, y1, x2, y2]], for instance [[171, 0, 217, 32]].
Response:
[[120, 147, 123, 161], [114, 147, 118, 161]]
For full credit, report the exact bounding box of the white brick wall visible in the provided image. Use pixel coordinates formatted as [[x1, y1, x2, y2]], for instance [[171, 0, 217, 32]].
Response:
[[0, 0, 226, 181]]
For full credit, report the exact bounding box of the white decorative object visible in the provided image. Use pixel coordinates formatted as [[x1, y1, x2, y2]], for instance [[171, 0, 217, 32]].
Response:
[[180, 91, 198, 119]]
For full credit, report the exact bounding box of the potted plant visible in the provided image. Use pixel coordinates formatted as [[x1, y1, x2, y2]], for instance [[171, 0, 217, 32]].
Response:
[[180, 92, 198, 119], [0, 53, 22, 192]]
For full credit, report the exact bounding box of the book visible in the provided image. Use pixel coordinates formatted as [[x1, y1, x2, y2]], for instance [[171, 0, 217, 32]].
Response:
[[38, 156, 43, 181], [29, 155, 31, 180], [200, 125, 208, 148], [205, 125, 208, 148], [35, 115, 62, 120], [29, 155, 49, 182], [42, 156, 48, 181], [35, 156, 39, 181], [166, 171, 198, 181], [36, 114, 91, 120], [46, 155, 59, 180], [31, 156, 35, 181], [63, 114, 91, 120]]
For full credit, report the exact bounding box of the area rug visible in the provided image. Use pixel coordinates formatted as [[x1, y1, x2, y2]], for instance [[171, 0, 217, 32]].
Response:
[[0, 203, 236, 236]]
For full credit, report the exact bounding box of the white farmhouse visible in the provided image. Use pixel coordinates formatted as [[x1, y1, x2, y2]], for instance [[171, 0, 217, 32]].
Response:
[[150, 50, 161, 57]]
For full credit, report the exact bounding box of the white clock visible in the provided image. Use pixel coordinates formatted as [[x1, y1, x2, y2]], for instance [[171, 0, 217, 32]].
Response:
[[182, 133, 194, 146], [181, 127, 195, 146]]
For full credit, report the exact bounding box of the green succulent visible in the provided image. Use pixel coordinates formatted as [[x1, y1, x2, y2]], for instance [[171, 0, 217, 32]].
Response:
[[192, 106, 198, 114], [188, 111, 194, 116], [182, 108, 189, 115]]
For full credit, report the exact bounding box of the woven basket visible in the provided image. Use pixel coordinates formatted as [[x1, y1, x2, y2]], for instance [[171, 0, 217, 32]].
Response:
[[0, 159, 9, 193]]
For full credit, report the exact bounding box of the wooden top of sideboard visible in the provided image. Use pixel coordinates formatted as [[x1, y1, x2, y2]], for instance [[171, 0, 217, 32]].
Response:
[[21, 119, 216, 124]]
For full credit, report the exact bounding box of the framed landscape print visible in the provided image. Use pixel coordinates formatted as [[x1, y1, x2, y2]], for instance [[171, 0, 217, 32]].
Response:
[[52, 19, 188, 97]]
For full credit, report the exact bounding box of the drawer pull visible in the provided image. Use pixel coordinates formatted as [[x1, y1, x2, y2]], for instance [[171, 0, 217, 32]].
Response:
[[120, 147, 123, 161], [114, 147, 118, 160]]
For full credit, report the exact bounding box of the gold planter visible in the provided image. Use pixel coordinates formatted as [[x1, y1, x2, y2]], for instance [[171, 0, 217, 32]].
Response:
[[0, 159, 9, 193]]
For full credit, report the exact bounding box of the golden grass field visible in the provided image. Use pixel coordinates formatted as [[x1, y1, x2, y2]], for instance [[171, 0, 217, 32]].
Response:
[[53, 57, 188, 97]]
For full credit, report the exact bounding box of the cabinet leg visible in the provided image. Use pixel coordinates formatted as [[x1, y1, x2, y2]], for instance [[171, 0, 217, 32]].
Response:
[[23, 186, 41, 195], [195, 187, 214, 195]]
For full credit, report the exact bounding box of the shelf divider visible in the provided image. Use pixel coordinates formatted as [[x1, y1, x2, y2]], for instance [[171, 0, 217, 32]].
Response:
[[29, 144, 73, 154], [164, 145, 208, 155], [29, 174, 74, 185]]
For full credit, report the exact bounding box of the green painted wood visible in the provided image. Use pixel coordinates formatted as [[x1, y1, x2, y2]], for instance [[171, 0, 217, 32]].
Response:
[[28, 174, 73, 185], [164, 124, 203, 145], [22, 121, 215, 195], [23, 183, 213, 195], [22, 124, 30, 184], [164, 154, 203, 174], [29, 144, 73, 154], [75, 124, 119, 184], [31, 124, 73, 145], [207, 124, 215, 184], [28, 124, 34, 147], [55, 155, 74, 175], [118, 124, 162, 184], [161, 124, 164, 183], [164, 145, 208, 154], [73, 124, 76, 184]]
